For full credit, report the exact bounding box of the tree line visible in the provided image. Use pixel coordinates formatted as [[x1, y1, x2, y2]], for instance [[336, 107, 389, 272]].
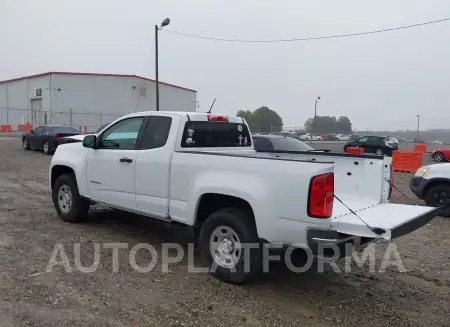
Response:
[[236, 106, 353, 135]]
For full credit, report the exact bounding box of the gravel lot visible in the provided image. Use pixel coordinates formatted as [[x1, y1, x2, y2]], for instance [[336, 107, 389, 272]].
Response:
[[0, 137, 449, 327]]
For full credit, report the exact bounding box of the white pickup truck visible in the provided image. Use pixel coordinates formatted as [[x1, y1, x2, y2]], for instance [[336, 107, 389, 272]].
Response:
[[49, 111, 438, 283]]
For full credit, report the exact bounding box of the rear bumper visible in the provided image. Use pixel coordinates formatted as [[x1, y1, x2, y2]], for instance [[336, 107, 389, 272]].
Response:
[[306, 229, 363, 259]]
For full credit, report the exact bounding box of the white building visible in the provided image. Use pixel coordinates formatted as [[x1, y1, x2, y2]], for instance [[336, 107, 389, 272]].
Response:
[[0, 72, 197, 132]]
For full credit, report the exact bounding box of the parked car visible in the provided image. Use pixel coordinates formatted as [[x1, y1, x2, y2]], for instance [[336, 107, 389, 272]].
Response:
[[322, 134, 339, 141], [431, 148, 450, 162], [49, 111, 438, 284], [410, 163, 450, 216], [335, 134, 350, 141], [22, 125, 80, 155], [344, 135, 399, 156], [299, 133, 322, 141], [253, 135, 315, 151]]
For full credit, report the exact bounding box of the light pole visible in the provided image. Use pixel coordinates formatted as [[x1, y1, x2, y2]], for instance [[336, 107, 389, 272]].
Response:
[[416, 114, 420, 141], [311, 96, 321, 141], [155, 17, 170, 111]]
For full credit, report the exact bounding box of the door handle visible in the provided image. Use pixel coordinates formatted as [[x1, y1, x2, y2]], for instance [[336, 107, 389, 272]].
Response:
[[119, 157, 133, 163]]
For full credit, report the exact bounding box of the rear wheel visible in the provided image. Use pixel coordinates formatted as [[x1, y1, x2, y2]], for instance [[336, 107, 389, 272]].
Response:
[[198, 208, 261, 284], [433, 152, 445, 162], [43, 140, 52, 155], [424, 184, 450, 217], [52, 173, 90, 222]]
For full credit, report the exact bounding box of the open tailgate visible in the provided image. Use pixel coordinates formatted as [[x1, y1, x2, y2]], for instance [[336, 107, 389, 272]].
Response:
[[330, 203, 439, 240]]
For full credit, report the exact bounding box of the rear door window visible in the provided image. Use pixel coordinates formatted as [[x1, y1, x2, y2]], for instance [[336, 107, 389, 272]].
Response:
[[181, 121, 252, 148], [141, 116, 172, 149]]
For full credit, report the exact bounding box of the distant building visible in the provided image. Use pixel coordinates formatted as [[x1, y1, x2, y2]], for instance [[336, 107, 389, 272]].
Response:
[[0, 72, 197, 132]]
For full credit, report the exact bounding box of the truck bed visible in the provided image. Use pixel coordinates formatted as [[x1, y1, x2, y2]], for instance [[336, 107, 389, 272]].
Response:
[[177, 149, 391, 217]]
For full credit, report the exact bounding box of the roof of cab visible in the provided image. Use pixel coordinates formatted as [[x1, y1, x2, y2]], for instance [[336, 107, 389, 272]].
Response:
[[122, 111, 245, 122]]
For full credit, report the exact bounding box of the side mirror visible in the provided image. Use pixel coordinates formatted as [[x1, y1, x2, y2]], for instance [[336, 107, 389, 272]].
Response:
[[82, 135, 97, 148], [30, 130, 34, 134]]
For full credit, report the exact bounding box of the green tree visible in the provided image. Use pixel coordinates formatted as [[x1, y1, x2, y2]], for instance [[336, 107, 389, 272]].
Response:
[[237, 106, 283, 133], [336, 116, 352, 134], [304, 115, 352, 134]]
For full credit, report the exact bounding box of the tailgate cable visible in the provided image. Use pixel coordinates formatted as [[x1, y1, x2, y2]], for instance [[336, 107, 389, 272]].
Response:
[[333, 194, 385, 236], [385, 178, 418, 204]]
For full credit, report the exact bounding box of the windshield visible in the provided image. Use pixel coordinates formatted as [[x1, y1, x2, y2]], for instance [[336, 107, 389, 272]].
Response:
[[96, 123, 110, 133], [271, 137, 314, 151]]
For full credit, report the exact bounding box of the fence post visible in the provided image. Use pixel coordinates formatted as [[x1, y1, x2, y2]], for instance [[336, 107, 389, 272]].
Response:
[[100, 113, 103, 125], [69, 108, 73, 126]]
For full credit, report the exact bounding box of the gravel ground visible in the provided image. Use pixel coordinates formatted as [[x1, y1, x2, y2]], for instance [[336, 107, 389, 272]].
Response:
[[0, 138, 449, 327]]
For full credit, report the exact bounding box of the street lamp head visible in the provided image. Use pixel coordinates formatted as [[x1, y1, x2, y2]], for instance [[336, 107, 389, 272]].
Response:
[[161, 18, 171, 28]]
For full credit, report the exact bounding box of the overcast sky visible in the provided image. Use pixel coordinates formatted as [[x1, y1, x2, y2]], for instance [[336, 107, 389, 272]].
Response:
[[1, 0, 450, 131]]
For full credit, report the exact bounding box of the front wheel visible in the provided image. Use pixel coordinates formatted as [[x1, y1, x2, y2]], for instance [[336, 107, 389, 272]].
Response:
[[198, 208, 261, 284], [52, 173, 90, 222], [23, 138, 30, 150], [433, 152, 445, 162], [424, 184, 450, 217]]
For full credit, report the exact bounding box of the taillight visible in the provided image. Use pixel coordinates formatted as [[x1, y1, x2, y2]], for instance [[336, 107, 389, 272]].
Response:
[[207, 115, 229, 122], [388, 164, 393, 199], [308, 173, 334, 218], [55, 134, 61, 141]]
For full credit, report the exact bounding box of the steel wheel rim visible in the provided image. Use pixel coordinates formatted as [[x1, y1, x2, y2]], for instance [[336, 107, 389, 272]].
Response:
[[23, 139, 27, 148], [434, 153, 443, 161], [209, 225, 241, 268], [44, 142, 48, 153], [57, 185, 73, 214], [376, 149, 383, 155]]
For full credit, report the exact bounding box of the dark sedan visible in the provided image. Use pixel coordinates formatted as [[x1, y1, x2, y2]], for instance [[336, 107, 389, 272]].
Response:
[[343, 135, 399, 156], [22, 125, 80, 155]]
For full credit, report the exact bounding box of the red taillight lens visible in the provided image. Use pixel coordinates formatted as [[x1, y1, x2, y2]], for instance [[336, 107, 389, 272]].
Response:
[[308, 173, 334, 218], [207, 115, 229, 122], [55, 134, 61, 140], [388, 164, 393, 199]]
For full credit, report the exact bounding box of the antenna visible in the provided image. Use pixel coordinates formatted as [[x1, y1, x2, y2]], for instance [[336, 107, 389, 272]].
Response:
[[207, 98, 216, 113]]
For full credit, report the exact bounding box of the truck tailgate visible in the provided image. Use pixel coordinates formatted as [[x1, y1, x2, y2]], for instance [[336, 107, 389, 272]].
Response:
[[330, 203, 438, 240], [254, 151, 392, 204]]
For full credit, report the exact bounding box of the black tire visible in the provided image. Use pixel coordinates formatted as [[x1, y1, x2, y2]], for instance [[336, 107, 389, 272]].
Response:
[[52, 173, 90, 222], [375, 148, 384, 156], [198, 208, 261, 284], [433, 152, 445, 162], [43, 140, 53, 155], [22, 137, 30, 150], [424, 184, 450, 217]]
